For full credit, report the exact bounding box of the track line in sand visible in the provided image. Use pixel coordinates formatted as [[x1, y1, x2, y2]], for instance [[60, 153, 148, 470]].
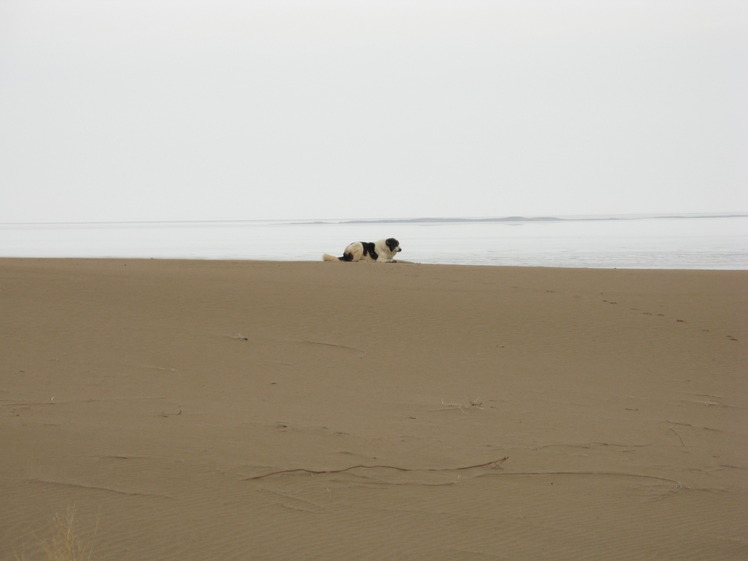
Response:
[[244, 457, 509, 481], [245, 461, 686, 501], [298, 339, 368, 356], [26, 478, 175, 499], [477, 470, 687, 501]]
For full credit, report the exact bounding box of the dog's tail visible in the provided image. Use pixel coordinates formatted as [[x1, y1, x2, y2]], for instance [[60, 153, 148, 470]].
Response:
[[322, 253, 341, 262]]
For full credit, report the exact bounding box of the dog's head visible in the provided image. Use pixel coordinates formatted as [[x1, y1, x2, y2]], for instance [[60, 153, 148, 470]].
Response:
[[386, 238, 402, 253]]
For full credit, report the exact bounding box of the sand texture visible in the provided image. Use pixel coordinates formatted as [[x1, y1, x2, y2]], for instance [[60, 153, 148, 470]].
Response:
[[2, 258, 747, 560]]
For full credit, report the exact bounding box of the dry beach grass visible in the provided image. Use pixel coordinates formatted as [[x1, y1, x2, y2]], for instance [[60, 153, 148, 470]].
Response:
[[1, 258, 747, 560], [14, 506, 96, 561]]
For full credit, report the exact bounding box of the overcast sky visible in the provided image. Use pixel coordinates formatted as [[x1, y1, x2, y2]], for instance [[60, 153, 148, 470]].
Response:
[[1, 0, 746, 222]]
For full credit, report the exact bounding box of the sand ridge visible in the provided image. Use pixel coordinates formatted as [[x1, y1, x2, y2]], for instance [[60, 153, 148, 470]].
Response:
[[1, 259, 747, 560]]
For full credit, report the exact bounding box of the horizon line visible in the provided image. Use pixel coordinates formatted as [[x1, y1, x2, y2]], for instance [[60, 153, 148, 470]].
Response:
[[2, 212, 747, 227]]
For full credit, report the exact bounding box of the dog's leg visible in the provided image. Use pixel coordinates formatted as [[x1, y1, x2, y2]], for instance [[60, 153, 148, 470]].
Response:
[[343, 243, 364, 262]]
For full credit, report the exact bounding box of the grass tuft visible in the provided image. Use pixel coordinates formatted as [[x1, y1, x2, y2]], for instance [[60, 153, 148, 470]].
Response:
[[16, 506, 96, 561]]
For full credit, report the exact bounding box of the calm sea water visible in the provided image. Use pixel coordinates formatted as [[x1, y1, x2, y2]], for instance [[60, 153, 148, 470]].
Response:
[[1, 215, 747, 270]]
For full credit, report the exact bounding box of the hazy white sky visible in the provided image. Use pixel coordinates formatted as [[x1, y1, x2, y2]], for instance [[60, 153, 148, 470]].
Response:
[[1, 0, 746, 222]]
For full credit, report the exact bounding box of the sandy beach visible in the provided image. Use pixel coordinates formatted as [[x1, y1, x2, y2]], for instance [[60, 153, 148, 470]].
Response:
[[2, 258, 747, 560]]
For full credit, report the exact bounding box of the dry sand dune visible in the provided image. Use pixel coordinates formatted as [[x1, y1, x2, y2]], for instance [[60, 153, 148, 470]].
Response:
[[1, 258, 747, 560]]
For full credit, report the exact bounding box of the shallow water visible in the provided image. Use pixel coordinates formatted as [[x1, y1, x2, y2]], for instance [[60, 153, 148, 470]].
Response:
[[1, 215, 746, 269]]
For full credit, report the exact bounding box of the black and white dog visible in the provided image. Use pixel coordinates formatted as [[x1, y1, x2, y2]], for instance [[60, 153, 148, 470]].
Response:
[[323, 238, 402, 263]]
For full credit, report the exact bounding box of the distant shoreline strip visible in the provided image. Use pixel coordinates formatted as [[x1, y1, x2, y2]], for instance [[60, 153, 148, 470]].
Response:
[[2, 213, 747, 228]]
